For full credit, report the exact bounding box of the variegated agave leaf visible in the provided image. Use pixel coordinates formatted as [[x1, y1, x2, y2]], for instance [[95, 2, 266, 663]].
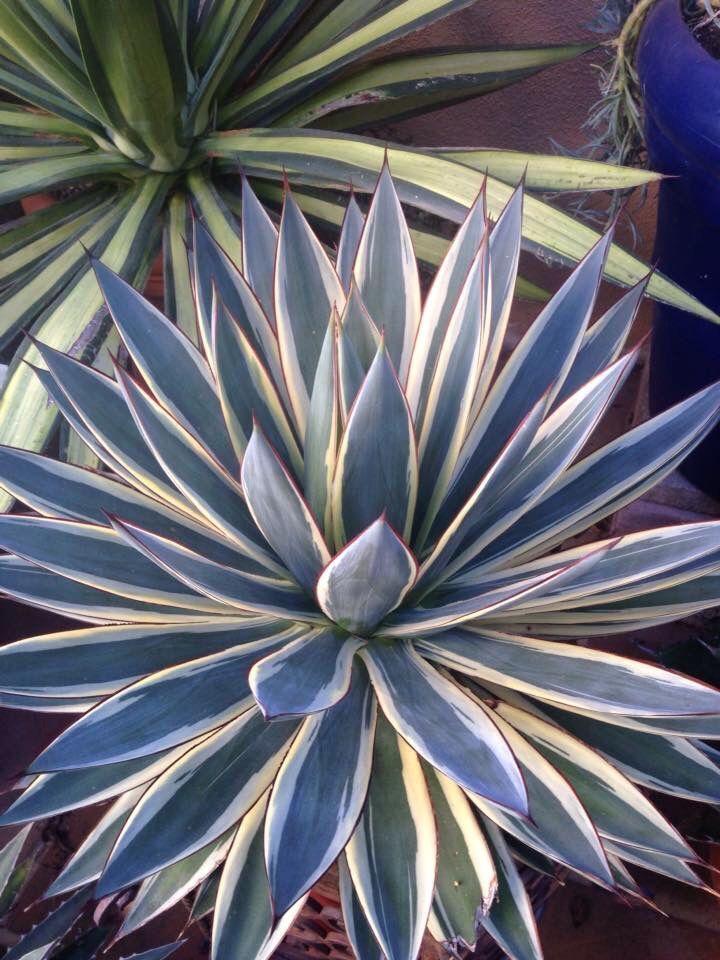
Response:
[[0, 0, 712, 497], [1, 174, 720, 960]]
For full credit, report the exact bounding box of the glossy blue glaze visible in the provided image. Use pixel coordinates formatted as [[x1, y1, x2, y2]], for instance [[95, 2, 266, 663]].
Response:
[[637, 0, 720, 498]]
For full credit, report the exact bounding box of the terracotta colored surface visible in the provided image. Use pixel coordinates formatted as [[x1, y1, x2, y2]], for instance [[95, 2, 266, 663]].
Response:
[[540, 879, 720, 960]]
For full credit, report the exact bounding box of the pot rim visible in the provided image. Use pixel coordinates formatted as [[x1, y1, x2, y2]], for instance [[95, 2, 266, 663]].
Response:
[[637, 0, 720, 169]]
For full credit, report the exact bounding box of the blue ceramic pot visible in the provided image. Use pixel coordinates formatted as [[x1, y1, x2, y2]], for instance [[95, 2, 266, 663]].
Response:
[[637, 0, 720, 499]]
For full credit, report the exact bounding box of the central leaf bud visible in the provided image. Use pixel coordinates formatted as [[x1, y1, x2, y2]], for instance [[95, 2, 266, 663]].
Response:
[[316, 517, 417, 636]]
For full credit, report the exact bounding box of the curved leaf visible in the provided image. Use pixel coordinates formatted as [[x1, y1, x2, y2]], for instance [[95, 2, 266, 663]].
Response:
[[274, 189, 344, 435], [47, 787, 145, 896], [361, 642, 527, 813], [212, 793, 307, 960], [345, 715, 436, 960], [265, 664, 376, 912], [241, 422, 331, 592], [0, 618, 281, 698], [332, 342, 417, 545], [476, 819, 543, 960], [250, 628, 360, 718], [29, 632, 298, 771], [420, 628, 720, 717], [316, 517, 416, 635], [426, 764, 497, 946], [352, 164, 420, 380], [97, 708, 299, 893], [202, 131, 715, 322]]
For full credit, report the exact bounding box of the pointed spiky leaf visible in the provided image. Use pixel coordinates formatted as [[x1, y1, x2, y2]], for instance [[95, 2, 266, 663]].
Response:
[[241, 423, 331, 592], [420, 629, 720, 717], [265, 665, 376, 913], [29, 633, 298, 771], [275, 190, 345, 434], [96, 709, 299, 894], [212, 793, 306, 960], [333, 343, 417, 545], [476, 819, 543, 960], [426, 765, 497, 946], [353, 165, 420, 380], [345, 715, 436, 960], [361, 643, 527, 813], [47, 788, 144, 896]]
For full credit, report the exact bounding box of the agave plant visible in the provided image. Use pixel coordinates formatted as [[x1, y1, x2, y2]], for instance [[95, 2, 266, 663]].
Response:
[[0, 0, 713, 500], [1, 171, 720, 960]]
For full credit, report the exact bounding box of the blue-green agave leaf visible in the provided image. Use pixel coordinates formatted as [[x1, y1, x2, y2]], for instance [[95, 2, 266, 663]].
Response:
[[2, 886, 92, 960], [336, 195, 365, 292], [476, 819, 543, 960], [352, 164, 420, 381], [240, 175, 278, 328], [317, 517, 416, 635], [333, 341, 417, 545], [265, 664, 376, 913], [117, 829, 234, 937], [46, 787, 144, 896], [344, 714, 435, 960], [96, 708, 299, 894], [0, 618, 284, 698], [91, 258, 236, 470], [361, 642, 527, 814], [29, 632, 299, 771], [338, 854, 384, 960], [212, 793, 306, 960], [420, 629, 720, 717], [250, 628, 361, 718], [241, 422, 331, 592]]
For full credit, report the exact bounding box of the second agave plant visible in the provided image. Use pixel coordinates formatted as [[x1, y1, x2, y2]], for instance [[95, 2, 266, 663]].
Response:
[[1, 170, 720, 960]]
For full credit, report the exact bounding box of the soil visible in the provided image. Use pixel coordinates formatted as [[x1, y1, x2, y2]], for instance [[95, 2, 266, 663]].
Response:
[[684, 0, 720, 58]]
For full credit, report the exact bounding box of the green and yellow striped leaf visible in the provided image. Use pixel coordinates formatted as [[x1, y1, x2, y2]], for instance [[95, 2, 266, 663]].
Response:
[[0, 174, 169, 511], [468, 706, 612, 885], [435, 147, 661, 192], [345, 715, 436, 960], [280, 44, 594, 129], [543, 706, 720, 804], [332, 341, 417, 545], [339, 854, 385, 960], [361, 642, 527, 813], [265, 665, 376, 912], [202, 130, 716, 322], [476, 819, 543, 960], [426, 765, 497, 946], [250, 628, 361, 718], [96, 708, 299, 894], [498, 702, 694, 858]]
